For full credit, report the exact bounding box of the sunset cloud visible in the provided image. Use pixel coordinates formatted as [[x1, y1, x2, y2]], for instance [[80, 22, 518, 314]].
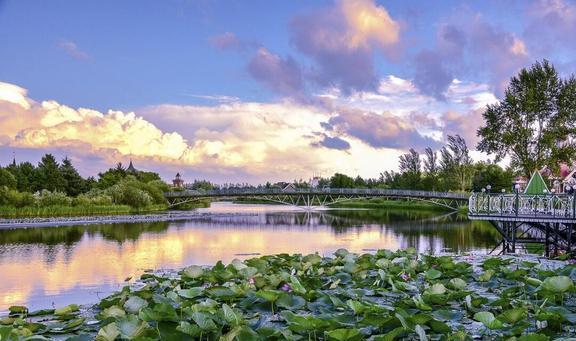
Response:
[[0, 76, 495, 182], [290, 0, 400, 92]]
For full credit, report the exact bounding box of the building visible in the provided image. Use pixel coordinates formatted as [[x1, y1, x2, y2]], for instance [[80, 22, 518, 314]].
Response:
[[309, 176, 321, 188], [126, 159, 138, 175], [172, 173, 185, 188]]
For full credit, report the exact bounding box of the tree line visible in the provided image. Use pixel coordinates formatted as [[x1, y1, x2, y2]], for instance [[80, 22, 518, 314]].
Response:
[[0, 154, 169, 210], [183, 135, 512, 193]]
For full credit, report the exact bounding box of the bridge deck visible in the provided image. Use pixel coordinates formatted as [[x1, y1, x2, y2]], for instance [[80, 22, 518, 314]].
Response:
[[468, 192, 576, 222], [165, 188, 469, 200]]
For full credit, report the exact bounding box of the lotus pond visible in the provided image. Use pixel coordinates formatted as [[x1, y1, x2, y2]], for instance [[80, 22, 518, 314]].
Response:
[[1, 248, 575, 340]]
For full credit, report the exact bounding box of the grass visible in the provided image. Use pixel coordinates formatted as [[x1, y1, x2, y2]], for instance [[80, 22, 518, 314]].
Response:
[[0, 204, 168, 218], [330, 198, 454, 211]]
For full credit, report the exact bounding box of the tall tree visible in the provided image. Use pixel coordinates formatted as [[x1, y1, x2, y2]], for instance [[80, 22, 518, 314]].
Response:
[[60, 157, 87, 196], [477, 60, 576, 176], [422, 147, 439, 190], [0, 168, 17, 189], [440, 135, 473, 191], [329, 173, 355, 188], [398, 148, 421, 189], [423, 147, 438, 175], [34, 154, 66, 192]]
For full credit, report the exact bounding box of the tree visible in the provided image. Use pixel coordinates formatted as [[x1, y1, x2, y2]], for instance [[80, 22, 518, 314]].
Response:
[[422, 147, 439, 190], [353, 176, 366, 188], [440, 135, 473, 191], [98, 163, 128, 189], [471, 162, 514, 192], [60, 157, 87, 197], [477, 60, 576, 176], [398, 148, 421, 189], [0, 168, 17, 189], [8, 162, 36, 192], [34, 154, 66, 192], [329, 173, 355, 188], [136, 171, 161, 183]]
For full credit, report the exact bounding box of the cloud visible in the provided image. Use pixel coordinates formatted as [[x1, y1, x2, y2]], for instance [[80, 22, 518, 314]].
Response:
[[247, 48, 304, 96], [209, 32, 242, 50], [0, 76, 495, 182], [413, 15, 530, 98], [290, 0, 400, 92], [58, 40, 90, 60], [312, 134, 351, 150], [323, 108, 439, 150]]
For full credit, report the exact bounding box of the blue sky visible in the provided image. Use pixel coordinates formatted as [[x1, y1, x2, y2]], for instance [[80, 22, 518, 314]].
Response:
[[0, 0, 575, 182]]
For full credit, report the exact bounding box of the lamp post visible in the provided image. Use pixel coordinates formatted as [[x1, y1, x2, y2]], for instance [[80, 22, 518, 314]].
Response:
[[514, 183, 520, 216]]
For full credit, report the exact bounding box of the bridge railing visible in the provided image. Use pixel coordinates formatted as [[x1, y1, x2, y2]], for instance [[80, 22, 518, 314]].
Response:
[[468, 192, 576, 219], [165, 188, 469, 200]]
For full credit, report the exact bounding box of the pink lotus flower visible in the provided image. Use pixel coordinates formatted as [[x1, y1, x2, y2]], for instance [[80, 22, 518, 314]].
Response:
[[281, 283, 292, 292]]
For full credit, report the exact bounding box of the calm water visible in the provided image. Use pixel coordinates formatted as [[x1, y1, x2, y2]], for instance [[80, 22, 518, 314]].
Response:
[[0, 202, 500, 311]]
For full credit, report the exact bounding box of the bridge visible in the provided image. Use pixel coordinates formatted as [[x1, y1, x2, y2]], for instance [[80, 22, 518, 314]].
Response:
[[468, 192, 575, 257], [164, 188, 469, 210]]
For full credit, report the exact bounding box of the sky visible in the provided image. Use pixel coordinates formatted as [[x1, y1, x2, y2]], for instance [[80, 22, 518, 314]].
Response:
[[1, 0, 575, 184]]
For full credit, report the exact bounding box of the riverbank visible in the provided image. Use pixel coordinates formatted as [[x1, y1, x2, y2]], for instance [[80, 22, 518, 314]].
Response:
[[0, 203, 169, 219], [0, 211, 257, 229], [1, 250, 574, 339]]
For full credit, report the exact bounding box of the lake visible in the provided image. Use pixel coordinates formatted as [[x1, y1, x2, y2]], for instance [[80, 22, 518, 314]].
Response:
[[0, 202, 500, 312]]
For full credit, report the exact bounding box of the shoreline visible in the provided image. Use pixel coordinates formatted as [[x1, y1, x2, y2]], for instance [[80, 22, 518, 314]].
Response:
[[0, 211, 259, 229]]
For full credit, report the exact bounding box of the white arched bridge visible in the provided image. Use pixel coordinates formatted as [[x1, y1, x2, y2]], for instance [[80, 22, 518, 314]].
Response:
[[164, 188, 470, 210]]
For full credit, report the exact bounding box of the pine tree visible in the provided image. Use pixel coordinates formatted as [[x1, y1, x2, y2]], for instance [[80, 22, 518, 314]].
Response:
[[34, 154, 66, 192], [60, 157, 87, 196]]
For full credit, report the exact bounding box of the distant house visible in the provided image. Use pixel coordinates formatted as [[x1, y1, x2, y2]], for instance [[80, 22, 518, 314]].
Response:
[[273, 182, 296, 192], [512, 176, 527, 192], [281, 183, 296, 192], [309, 176, 321, 188], [172, 173, 185, 188]]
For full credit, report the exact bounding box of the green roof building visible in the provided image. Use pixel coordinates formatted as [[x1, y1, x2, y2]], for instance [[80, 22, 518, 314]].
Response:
[[524, 171, 549, 195]]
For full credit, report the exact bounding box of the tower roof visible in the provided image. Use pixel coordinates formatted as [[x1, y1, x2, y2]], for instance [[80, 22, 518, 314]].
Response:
[[126, 159, 137, 174], [524, 171, 549, 194]]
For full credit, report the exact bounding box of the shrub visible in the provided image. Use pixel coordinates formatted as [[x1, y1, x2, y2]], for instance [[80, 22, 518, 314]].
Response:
[[34, 190, 72, 206], [0, 169, 17, 189]]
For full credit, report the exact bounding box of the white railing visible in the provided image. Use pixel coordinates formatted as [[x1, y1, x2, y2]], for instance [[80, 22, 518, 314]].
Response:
[[469, 193, 576, 219]]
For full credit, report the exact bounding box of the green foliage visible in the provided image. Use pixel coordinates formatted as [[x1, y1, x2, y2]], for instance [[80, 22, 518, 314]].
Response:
[[60, 157, 88, 196], [478, 60, 576, 176], [34, 154, 66, 192], [0, 168, 17, 189], [4, 250, 576, 339], [330, 173, 355, 188], [190, 179, 215, 190], [471, 162, 514, 192]]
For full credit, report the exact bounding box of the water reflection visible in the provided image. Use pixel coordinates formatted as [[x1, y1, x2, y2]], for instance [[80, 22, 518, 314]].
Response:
[[0, 203, 499, 311]]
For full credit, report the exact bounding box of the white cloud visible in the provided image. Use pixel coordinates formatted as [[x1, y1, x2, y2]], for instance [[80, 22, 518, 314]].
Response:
[[0, 76, 495, 182]]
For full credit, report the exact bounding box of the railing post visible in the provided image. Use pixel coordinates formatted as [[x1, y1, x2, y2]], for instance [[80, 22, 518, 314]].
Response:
[[515, 192, 519, 216]]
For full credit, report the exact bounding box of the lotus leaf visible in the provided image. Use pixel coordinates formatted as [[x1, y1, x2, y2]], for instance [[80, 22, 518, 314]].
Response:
[[116, 315, 149, 339], [474, 311, 504, 329], [425, 268, 442, 280], [182, 265, 204, 279], [541, 276, 574, 293], [54, 304, 80, 316], [325, 328, 363, 341], [123, 296, 148, 314], [96, 323, 120, 341]]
